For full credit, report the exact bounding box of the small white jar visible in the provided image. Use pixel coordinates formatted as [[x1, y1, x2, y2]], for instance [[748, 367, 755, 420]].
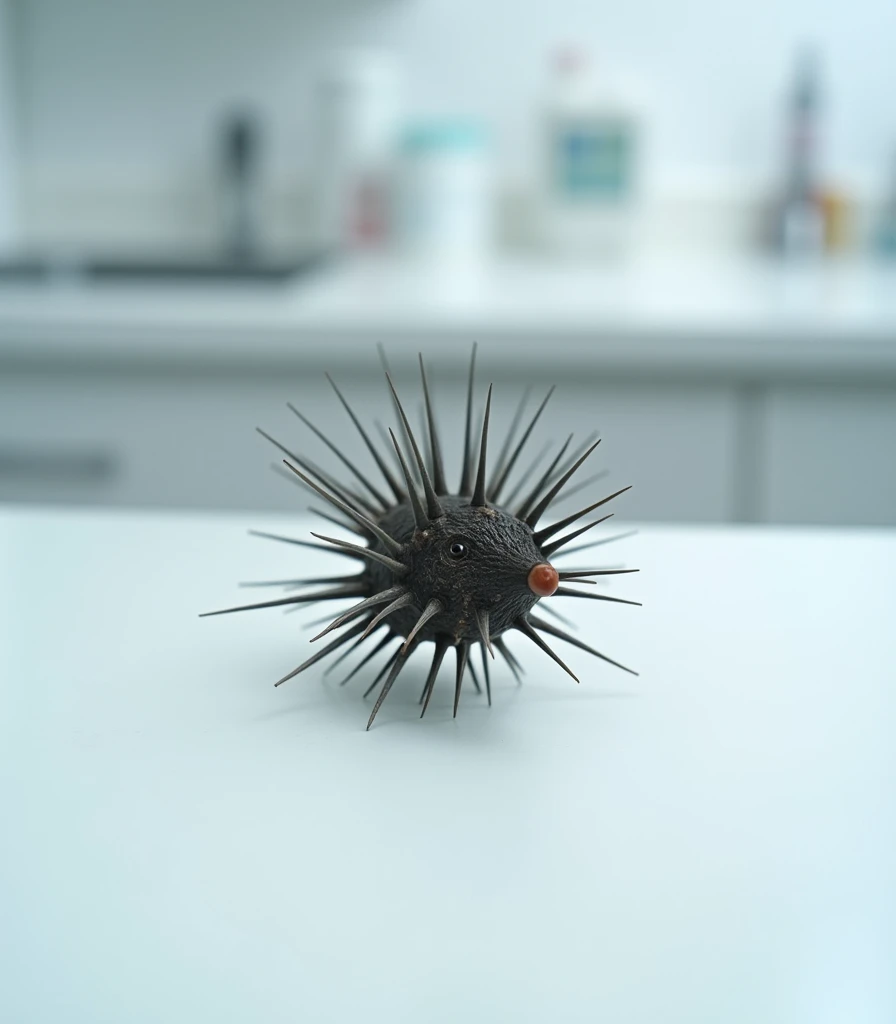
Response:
[[396, 120, 492, 264]]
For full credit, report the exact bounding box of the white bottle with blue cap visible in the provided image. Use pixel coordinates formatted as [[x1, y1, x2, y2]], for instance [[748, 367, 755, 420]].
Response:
[[538, 47, 641, 258]]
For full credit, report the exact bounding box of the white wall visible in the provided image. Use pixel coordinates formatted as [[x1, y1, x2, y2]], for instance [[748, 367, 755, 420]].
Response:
[[12, 0, 896, 227], [0, 0, 19, 247]]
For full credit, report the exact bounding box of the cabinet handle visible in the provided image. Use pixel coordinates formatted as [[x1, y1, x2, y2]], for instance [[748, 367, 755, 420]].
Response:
[[0, 447, 120, 485]]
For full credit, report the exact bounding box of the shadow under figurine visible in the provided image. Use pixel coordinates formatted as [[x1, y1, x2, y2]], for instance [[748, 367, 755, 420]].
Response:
[[202, 346, 639, 729]]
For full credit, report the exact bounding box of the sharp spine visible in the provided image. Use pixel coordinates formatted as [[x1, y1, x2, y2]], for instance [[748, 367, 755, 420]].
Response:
[[310, 532, 407, 575], [558, 568, 639, 580], [515, 433, 574, 520], [533, 485, 632, 543], [324, 629, 373, 676], [238, 575, 361, 588], [274, 617, 371, 687], [453, 642, 470, 717], [552, 431, 600, 480], [326, 373, 406, 503], [527, 613, 638, 676], [361, 592, 415, 639], [553, 586, 643, 607], [340, 633, 395, 686], [282, 459, 403, 554], [494, 637, 524, 682], [480, 642, 492, 706], [501, 439, 554, 508], [288, 402, 389, 509], [367, 647, 414, 730], [475, 606, 494, 659], [538, 602, 578, 628], [552, 469, 610, 505], [310, 585, 407, 642], [418, 354, 448, 495], [552, 530, 639, 559], [200, 585, 364, 618], [490, 386, 531, 487], [514, 617, 579, 682], [421, 638, 450, 717], [257, 428, 376, 516], [466, 654, 482, 695], [385, 373, 444, 521], [470, 384, 493, 507], [402, 598, 443, 653], [363, 648, 400, 699], [388, 428, 429, 531], [540, 514, 616, 558], [308, 507, 367, 537], [524, 439, 602, 529], [459, 343, 478, 495], [489, 386, 555, 502], [248, 529, 357, 556]]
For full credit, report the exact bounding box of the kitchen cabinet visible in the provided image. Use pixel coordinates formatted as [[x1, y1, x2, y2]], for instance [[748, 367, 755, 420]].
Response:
[[761, 385, 896, 526], [2, 257, 895, 525], [0, 368, 738, 523]]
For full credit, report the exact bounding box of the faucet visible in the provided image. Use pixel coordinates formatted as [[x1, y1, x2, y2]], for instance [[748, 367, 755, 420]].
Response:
[[219, 109, 262, 261]]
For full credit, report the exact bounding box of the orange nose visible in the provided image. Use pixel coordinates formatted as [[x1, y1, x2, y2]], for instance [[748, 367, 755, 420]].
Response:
[[528, 562, 559, 597]]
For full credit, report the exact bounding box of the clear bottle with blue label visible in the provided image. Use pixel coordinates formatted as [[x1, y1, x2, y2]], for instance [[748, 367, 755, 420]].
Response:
[[538, 48, 641, 258]]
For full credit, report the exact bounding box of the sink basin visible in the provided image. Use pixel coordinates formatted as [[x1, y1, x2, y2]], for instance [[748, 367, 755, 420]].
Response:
[[0, 251, 330, 284]]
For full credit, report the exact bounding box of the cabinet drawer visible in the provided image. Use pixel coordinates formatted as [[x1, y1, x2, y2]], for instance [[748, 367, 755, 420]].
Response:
[[0, 369, 737, 522], [761, 385, 896, 526]]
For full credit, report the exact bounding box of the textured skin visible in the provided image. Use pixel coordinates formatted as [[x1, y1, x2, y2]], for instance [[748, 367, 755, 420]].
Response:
[[367, 494, 543, 643]]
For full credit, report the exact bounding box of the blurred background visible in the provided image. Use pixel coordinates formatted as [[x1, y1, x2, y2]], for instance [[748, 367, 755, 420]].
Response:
[[0, 0, 894, 526]]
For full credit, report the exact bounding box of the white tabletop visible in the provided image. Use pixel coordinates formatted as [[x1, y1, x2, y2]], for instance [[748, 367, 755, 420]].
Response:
[[1, 507, 894, 1023]]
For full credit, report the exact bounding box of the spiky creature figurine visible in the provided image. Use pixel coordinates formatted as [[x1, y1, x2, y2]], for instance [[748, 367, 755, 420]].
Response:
[[202, 348, 639, 729]]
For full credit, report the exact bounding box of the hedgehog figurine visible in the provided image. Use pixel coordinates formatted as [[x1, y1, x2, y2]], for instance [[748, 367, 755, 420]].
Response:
[[202, 347, 639, 729]]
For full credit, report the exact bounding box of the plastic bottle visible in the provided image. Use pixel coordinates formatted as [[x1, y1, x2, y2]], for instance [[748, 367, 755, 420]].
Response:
[[396, 120, 492, 265], [313, 50, 401, 252], [775, 49, 826, 257], [537, 47, 640, 258]]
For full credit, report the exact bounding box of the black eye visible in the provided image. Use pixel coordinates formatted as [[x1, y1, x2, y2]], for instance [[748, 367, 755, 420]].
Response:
[[448, 540, 468, 560]]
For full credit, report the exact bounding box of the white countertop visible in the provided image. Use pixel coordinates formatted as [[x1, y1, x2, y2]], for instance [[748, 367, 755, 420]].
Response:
[[1, 506, 894, 1022], [1, 255, 896, 375]]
